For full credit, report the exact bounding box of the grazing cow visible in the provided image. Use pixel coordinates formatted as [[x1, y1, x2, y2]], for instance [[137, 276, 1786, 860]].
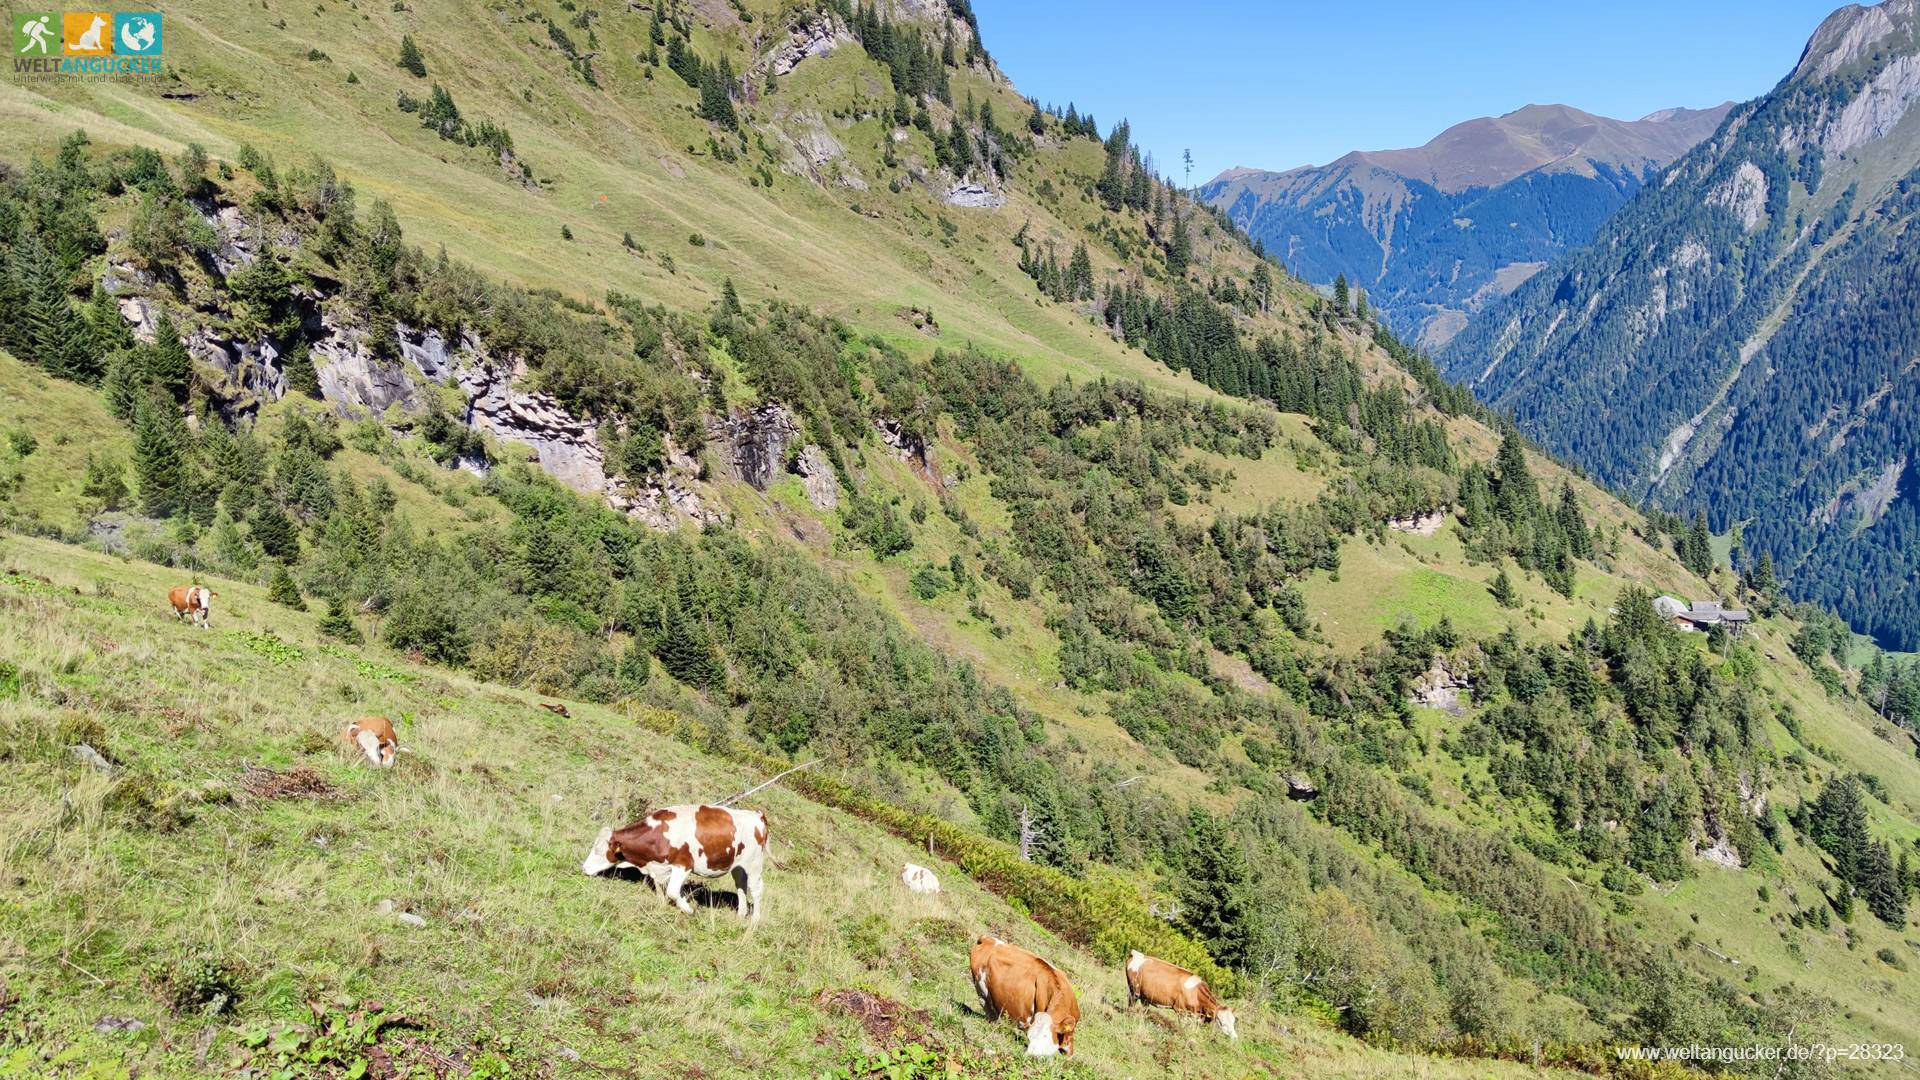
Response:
[[582, 804, 769, 923], [1124, 950, 1236, 1038], [167, 585, 215, 629], [901, 862, 940, 894], [341, 716, 398, 768], [969, 935, 1080, 1057]]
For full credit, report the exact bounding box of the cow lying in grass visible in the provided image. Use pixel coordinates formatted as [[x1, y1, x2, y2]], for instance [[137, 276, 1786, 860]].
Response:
[[168, 585, 214, 629], [582, 804, 769, 923], [969, 935, 1079, 1057], [1125, 950, 1235, 1038], [341, 716, 398, 768]]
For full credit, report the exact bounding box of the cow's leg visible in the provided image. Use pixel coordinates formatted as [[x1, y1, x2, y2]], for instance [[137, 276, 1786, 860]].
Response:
[[664, 866, 693, 913]]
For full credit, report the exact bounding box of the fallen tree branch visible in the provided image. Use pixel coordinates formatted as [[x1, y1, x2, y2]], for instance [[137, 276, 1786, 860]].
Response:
[[716, 759, 822, 807]]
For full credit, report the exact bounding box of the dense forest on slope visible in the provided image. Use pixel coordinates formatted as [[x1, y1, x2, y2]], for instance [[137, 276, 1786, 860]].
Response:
[[2, 0, 1920, 1075], [1440, 0, 1920, 651]]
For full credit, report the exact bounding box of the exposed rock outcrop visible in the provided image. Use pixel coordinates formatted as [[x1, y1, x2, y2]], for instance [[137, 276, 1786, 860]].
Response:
[[1705, 160, 1768, 231], [1388, 508, 1446, 536], [942, 182, 1005, 209], [764, 15, 851, 76], [455, 354, 605, 494], [874, 416, 944, 490], [712, 402, 800, 490], [1411, 655, 1473, 714], [190, 328, 288, 414], [794, 445, 839, 510], [311, 314, 418, 417]]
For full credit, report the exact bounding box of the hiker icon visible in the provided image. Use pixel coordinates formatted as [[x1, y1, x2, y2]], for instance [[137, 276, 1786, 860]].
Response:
[[19, 15, 53, 54]]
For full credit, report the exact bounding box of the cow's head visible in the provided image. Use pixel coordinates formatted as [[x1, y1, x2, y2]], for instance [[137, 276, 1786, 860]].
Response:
[[1215, 1007, 1237, 1040], [1025, 1009, 1075, 1057], [581, 826, 617, 875]]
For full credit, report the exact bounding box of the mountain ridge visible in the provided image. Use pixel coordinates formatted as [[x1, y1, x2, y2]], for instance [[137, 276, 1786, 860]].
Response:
[[1201, 101, 1730, 347]]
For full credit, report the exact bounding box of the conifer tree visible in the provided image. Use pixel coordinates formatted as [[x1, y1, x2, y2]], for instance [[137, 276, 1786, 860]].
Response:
[[1681, 512, 1714, 577], [397, 34, 427, 77], [132, 391, 188, 517], [318, 596, 363, 642], [698, 57, 737, 129], [18, 231, 97, 382], [250, 491, 301, 562], [1493, 429, 1538, 523], [1748, 550, 1776, 595], [147, 314, 194, 403], [1491, 567, 1519, 608], [1167, 212, 1191, 278], [946, 117, 972, 173], [268, 565, 307, 610], [80, 453, 127, 511], [1178, 807, 1253, 970], [1332, 273, 1350, 315], [1557, 480, 1594, 559]]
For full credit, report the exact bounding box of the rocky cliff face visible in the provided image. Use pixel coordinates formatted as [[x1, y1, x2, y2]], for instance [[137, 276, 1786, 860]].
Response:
[[105, 208, 733, 532]]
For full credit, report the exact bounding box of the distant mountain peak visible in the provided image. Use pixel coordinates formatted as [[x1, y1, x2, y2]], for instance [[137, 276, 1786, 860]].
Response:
[[1201, 99, 1729, 349], [1793, 0, 1916, 81]]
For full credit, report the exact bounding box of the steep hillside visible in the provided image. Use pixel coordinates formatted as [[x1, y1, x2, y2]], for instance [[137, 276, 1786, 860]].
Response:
[[1441, 0, 1920, 651], [1201, 103, 1730, 347], [2, 0, 1920, 1076], [0, 531, 1595, 1079]]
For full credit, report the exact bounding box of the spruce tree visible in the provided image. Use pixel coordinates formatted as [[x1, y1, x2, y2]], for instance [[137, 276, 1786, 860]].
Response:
[[318, 597, 363, 642], [1167, 212, 1190, 278], [397, 34, 427, 77], [1177, 808, 1253, 970], [146, 314, 194, 403], [1558, 480, 1594, 560], [80, 453, 128, 511], [1332, 273, 1350, 315], [268, 565, 307, 610], [1493, 429, 1538, 523], [1681, 512, 1714, 577], [698, 58, 737, 129], [1491, 568, 1519, 608], [18, 230, 97, 382], [131, 391, 188, 517], [250, 492, 301, 562], [1748, 550, 1776, 595]]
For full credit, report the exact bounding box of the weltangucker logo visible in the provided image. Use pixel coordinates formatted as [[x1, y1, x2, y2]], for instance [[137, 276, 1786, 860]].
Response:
[[13, 10, 163, 77]]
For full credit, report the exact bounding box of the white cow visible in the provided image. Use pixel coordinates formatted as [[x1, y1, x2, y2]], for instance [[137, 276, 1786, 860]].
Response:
[[901, 862, 941, 894]]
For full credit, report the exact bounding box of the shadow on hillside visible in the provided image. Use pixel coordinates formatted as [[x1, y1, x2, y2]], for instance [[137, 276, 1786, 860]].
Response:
[[594, 867, 750, 914]]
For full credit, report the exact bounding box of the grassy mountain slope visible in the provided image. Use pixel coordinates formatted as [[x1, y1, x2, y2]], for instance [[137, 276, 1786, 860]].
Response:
[[1, 0, 1919, 1075], [1, 529, 1590, 1079]]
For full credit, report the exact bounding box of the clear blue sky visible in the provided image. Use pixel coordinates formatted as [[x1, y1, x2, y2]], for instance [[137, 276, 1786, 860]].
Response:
[[971, 0, 1840, 180]]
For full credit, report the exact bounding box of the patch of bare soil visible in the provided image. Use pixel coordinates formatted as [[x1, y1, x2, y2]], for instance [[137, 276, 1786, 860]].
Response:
[[240, 764, 342, 801], [817, 988, 933, 1047]]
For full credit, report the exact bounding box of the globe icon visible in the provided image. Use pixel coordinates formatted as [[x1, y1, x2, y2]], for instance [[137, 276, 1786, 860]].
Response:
[[120, 17, 157, 53]]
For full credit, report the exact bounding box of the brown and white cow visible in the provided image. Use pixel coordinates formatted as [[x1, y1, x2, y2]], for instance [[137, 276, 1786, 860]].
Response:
[[969, 935, 1080, 1057], [1124, 950, 1236, 1038], [581, 804, 769, 923], [168, 585, 215, 629], [341, 716, 398, 768]]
